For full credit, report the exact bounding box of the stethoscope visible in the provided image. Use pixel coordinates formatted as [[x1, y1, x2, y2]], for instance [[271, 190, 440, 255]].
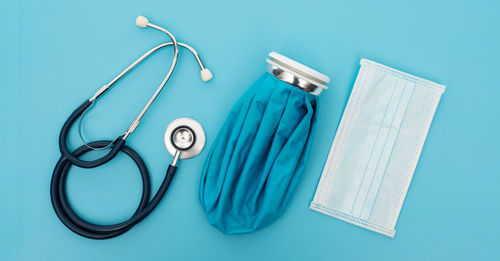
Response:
[[50, 16, 211, 239]]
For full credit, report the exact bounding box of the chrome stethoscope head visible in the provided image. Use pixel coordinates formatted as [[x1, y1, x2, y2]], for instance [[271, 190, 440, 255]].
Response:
[[164, 117, 206, 166]]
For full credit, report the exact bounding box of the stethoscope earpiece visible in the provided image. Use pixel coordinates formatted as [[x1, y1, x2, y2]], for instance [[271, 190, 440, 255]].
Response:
[[201, 68, 213, 82], [136, 16, 149, 28], [135, 15, 213, 83]]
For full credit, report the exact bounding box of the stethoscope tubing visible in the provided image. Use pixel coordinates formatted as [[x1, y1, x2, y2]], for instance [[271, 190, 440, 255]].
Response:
[[51, 140, 178, 239], [59, 100, 126, 168]]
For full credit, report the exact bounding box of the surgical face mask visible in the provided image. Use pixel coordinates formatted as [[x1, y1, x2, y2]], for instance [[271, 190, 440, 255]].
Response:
[[310, 59, 445, 237]]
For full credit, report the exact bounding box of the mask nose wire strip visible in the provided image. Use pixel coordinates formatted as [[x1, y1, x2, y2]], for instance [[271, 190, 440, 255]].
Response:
[[51, 140, 178, 239]]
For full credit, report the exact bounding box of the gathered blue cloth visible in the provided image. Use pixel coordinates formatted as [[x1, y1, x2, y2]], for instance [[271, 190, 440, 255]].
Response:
[[199, 73, 318, 234]]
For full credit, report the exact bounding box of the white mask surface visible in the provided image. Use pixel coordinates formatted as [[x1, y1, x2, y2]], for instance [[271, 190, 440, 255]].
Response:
[[310, 59, 445, 237]]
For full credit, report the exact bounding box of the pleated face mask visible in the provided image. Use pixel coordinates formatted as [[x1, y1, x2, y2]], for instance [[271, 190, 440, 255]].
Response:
[[310, 59, 445, 237], [200, 52, 329, 234]]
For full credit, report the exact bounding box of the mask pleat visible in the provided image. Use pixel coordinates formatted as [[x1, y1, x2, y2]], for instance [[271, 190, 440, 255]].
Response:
[[311, 59, 445, 237], [359, 80, 415, 220]]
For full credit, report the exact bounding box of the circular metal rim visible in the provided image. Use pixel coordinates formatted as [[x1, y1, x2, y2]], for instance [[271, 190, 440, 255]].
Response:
[[170, 125, 196, 151], [164, 117, 205, 159]]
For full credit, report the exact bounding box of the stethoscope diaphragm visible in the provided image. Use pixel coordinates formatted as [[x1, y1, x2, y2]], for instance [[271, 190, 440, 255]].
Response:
[[164, 117, 206, 159]]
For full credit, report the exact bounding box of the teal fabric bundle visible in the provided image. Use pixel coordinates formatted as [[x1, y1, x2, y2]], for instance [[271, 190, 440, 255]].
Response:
[[200, 73, 318, 234]]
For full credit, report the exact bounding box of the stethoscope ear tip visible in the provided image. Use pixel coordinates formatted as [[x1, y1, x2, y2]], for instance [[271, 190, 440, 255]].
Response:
[[136, 16, 149, 28], [201, 68, 213, 82]]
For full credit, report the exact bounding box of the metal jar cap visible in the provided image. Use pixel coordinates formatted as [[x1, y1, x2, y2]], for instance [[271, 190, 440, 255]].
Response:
[[266, 51, 330, 95]]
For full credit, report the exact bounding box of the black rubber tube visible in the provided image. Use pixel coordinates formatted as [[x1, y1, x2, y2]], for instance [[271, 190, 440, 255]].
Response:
[[59, 100, 126, 168], [51, 140, 178, 239]]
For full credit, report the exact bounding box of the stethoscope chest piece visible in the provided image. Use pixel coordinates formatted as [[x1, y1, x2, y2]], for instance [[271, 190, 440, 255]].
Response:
[[164, 117, 206, 159]]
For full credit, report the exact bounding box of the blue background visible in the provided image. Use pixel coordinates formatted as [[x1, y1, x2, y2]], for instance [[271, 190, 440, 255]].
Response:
[[2, 0, 499, 260]]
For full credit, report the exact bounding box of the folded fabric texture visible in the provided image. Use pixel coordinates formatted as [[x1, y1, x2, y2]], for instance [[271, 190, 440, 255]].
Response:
[[200, 73, 318, 234]]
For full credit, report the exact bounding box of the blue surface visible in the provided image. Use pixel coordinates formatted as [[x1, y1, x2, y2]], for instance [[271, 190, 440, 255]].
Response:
[[2, 0, 499, 260]]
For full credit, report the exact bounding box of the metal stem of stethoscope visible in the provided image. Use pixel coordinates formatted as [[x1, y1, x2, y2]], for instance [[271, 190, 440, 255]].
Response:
[[86, 17, 213, 143], [89, 20, 178, 141], [88, 42, 207, 103], [57, 15, 212, 168], [80, 16, 212, 147], [123, 23, 177, 139], [78, 41, 210, 150]]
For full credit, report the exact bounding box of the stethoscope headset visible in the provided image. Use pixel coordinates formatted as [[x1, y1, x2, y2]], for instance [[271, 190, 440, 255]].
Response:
[[50, 16, 212, 239]]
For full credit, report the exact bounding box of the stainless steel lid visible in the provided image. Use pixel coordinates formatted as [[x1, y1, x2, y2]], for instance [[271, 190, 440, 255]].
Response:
[[266, 52, 330, 96]]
